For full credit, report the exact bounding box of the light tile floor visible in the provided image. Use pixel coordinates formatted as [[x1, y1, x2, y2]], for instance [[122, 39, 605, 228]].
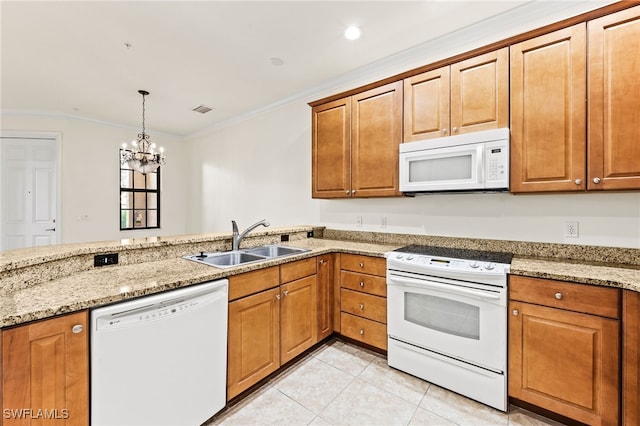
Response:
[[206, 339, 565, 426]]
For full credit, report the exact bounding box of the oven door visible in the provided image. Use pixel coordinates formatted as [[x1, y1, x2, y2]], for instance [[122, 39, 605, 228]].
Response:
[[387, 272, 506, 372], [399, 143, 484, 192]]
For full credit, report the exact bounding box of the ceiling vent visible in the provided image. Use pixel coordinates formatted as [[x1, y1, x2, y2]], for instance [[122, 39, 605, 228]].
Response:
[[192, 105, 213, 114]]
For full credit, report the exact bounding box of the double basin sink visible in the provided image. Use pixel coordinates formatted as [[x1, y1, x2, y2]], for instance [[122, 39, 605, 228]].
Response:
[[183, 244, 310, 268]]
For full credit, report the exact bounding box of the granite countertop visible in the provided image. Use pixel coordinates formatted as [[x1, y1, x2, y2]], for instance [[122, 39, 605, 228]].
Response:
[[0, 238, 400, 328], [1, 229, 639, 329]]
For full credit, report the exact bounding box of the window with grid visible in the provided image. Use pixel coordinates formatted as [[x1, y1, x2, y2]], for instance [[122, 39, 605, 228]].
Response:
[[120, 152, 160, 230]]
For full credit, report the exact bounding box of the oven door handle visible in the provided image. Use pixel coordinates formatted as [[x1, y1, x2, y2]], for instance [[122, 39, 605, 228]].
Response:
[[388, 275, 501, 301]]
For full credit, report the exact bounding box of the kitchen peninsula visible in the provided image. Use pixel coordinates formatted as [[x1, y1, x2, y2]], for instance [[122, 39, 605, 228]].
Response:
[[1, 227, 639, 425]]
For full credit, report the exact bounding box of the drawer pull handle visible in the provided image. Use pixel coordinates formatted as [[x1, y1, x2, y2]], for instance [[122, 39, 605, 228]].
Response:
[[512, 309, 519, 316], [359, 262, 364, 268], [359, 304, 364, 310], [72, 324, 83, 334], [555, 292, 563, 300], [359, 282, 364, 287], [359, 329, 364, 335]]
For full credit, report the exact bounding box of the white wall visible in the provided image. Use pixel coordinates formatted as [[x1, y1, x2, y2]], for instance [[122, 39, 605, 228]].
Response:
[[1, 113, 190, 244], [186, 100, 640, 249]]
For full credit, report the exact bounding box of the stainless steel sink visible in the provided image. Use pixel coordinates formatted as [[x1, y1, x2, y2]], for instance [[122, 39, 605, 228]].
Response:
[[244, 245, 308, 258], [183, 245, 309, 268]]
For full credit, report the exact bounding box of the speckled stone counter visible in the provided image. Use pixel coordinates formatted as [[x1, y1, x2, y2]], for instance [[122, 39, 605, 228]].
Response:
[[510, 257, 640, 292], [0, 236, 400, 328], [2, 227, 639, 329]]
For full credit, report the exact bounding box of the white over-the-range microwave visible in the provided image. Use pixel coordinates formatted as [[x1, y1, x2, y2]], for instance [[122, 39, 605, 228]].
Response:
[[399, 128, 510, 194]]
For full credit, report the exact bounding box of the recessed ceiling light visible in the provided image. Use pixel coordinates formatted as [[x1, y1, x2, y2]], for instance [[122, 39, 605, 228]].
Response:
[[344, 26, 361, 40]]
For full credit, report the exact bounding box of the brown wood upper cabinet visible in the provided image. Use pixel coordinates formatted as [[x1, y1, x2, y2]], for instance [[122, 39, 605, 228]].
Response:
[[510, 24, 587, 193], [587, 6, 640, 191], [2, 311, 89, 426], [511, 7, 640, 192], [403, 48, 509, 142], [312, 81, 403, 198]]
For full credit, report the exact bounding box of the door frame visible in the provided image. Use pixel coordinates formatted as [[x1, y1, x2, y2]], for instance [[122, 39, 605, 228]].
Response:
[[0, 130, 63, 247]]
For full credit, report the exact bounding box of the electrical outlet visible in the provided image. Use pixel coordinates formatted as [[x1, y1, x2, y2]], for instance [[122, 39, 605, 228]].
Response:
[[380, 216, 387, 229], [94, 253, 119, 267], [356, 215, 363, 227], [564, 221, 579, 238]]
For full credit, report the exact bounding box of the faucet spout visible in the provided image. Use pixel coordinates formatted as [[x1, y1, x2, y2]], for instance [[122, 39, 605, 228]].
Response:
[[231, 219, 270, 251]]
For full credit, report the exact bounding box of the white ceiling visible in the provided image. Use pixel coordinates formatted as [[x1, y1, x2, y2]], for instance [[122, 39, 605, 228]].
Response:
[[0, 1, 613, 137]]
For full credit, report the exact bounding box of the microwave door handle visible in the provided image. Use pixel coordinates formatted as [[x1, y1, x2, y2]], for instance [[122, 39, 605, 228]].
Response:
[[387, 275, 501, 301], [477, 145, 485, 185]]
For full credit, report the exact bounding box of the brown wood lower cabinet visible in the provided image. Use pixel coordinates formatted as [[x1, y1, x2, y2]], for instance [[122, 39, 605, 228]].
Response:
[[1, 311, 89, 426], [227, 257, 329, 400], [280, 275, 317, 364], [509, 276, 620, 426], [623, 290, 640, 426], [338, 254, 387, 351]]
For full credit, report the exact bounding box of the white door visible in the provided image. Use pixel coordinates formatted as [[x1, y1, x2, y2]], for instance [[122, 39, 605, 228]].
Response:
[[1, 137, 58, 250]]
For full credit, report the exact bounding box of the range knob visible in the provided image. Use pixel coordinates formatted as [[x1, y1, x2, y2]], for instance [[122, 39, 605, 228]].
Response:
[[470, 261, 480, 269], [485, 263, 495, 270], [407, 256, 415, 261], [396, 254, 404, 260]]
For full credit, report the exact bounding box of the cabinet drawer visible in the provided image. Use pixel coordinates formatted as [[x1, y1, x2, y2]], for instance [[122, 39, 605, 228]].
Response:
[[341, 254, 386, 277], [229, 266, 280, 301], [341, 289, 387, 323], [510, 275, 620, 319], [280, 257, 316, 283], [340, 312, 387, 350], [340, 271, 387, 297]]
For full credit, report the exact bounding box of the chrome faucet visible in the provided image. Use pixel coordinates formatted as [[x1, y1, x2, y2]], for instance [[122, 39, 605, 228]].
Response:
[[232, 219, 270, 251]]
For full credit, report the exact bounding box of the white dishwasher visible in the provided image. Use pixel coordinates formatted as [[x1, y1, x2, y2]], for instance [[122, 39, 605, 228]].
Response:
[[91, 279, 228, 426]]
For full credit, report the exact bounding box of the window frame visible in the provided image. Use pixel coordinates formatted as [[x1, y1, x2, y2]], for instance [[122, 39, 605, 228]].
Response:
[[119, 150, 161, 231]]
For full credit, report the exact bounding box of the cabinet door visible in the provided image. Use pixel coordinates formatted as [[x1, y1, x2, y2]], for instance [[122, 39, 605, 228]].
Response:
[[2, 311, 89, 426], [312, 97, 351, 198], [623, 290, 640, 426], [281, 276, 317, 364], [510, 24, 587, 192], [351, 81, 403, 197], [509, 301, 619, 425], [227, 287, 280, 400], [403, 66, 450, 141], [316, 254, 333, 341], [450, 48, 509, 135], [588, 6, 640, 190]]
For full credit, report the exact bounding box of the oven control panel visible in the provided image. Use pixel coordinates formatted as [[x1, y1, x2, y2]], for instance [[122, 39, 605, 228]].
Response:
[[386, 252, 510, 275]]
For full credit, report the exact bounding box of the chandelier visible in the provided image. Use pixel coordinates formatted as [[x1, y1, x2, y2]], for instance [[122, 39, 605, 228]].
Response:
[[120, 90, 165, 174]]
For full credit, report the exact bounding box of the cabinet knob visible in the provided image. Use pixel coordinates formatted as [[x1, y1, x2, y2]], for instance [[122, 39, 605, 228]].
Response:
[[593, 177, 601, 184], [452, 127, 458, 133], [359, 329, 365, 335], [359, 303, 364, 310], [319, 259, 325, 264], [574, 179, 582, 185], [284, 290, 289, 297], [276, 294, 281, 300], [359, 262, 364, 268], [72, 324, 83, 334], [512, 309, 519, 316], [441, 129, 447, 135], [359, 281, 364, 287], [351, 189, 356, 194], [346, 190, 350, 194], [554, 292, 563, 300]]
